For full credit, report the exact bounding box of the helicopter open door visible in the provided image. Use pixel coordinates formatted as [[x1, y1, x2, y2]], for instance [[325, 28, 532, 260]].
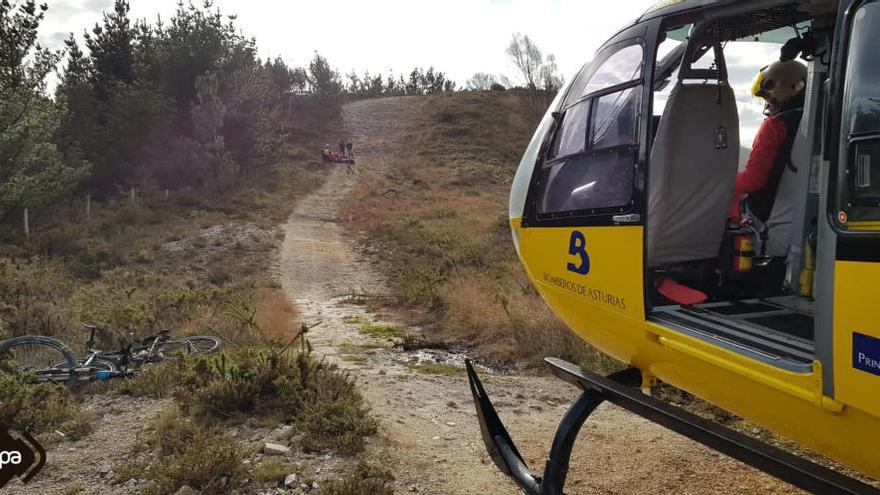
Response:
[[825, 0, 880, 418], [512, 21, 660, 342]]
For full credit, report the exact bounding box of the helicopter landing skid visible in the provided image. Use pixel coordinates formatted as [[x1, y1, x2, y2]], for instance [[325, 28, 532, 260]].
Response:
[[466, 358, 880, 495]]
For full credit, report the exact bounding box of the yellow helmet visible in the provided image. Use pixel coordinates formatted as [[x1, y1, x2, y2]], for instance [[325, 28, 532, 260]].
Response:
[[751, 60, 808, 105]]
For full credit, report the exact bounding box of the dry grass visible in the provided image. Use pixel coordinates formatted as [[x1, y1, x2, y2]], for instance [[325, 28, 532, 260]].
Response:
[[342, 92, 621, 373], [324, 462, 394, 495], [119, 407, 247, 495], [253, 289, 299, 343]]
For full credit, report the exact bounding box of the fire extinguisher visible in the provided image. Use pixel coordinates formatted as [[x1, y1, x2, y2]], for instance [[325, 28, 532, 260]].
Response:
[[732, 234, 754, 273]]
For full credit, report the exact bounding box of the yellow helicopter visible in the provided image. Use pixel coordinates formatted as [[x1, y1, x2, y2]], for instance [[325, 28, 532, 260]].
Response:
[[466, 0, 880, 493]]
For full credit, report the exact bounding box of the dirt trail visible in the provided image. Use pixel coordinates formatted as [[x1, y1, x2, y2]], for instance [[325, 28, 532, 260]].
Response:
[[278, 97, 801, 494]]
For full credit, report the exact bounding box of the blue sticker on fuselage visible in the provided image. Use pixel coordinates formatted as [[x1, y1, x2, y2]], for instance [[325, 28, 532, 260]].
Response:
[[853, 332, 880, 377], [566, 231, 590, 275]]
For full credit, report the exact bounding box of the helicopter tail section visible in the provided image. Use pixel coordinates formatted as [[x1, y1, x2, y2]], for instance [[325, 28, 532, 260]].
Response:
[[466, 358, 880, 495]]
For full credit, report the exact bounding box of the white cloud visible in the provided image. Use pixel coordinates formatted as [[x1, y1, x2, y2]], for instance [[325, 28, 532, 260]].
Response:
[[40, 0, 657, 84], [39, 0, 786, 144]]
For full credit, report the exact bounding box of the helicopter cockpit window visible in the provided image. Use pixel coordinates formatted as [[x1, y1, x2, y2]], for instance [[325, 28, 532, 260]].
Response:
[[568, 44, 643, 103], [535, 41, 643, 217], [592, 87, 639, 149], [551, 100, 590, 157], [841, 0, 880, 224]]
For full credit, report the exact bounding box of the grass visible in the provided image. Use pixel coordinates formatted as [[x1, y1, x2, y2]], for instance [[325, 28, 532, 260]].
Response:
[[359, 323, 406, 339], [251, 459, 290, 483], [324, 462, 395, 495], [409, 362, 463, 376], [341, 91, 621, 373]]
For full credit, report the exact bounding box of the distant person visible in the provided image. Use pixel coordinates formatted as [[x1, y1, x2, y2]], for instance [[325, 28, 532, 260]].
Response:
[[339, 139, 346, 158], [322, 144, 331, 162], [346, 139, 353, 159]]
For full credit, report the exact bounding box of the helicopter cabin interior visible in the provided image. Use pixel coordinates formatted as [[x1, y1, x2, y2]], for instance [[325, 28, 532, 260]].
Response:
[[644, 3, 839, 373]]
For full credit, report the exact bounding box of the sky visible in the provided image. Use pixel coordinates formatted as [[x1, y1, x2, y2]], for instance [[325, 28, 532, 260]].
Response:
[[35, 0, 783, 144]]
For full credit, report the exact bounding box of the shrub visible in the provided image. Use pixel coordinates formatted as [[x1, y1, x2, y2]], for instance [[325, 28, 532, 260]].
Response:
[[0, 257, 75, 338], [132, 408, 246, 495], [0, 362, 94, 440], [176, 349, 377, 453], [324, 462, 395, 495], [119, 347, 378, 454]]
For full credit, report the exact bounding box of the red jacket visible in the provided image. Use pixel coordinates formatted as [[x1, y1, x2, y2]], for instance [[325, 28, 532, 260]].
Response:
[[729, 116, 789, 220]]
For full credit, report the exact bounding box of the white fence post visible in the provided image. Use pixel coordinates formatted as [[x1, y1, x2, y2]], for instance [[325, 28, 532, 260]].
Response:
[[23, 208, 29, 239], [130, 188, 136, 201], [86, 193, 91, 222]]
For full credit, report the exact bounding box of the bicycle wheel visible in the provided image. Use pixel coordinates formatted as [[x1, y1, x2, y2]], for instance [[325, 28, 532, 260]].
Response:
[[179, 336, 222, 354], [0, 336, 79, 389], [156, 336, 221, 359], [53, 357, 118, 373]]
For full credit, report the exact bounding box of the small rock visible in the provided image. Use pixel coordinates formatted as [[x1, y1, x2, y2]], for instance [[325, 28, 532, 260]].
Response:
[[220, 476, 227, 486], [98, 464, 112, 477], [124, 479, 138, 488], [445, 421, 456, 427], [432, 436, 440, 441], [284, 473, 298, 487], [175, 486, 199, 495], [105, 471, 115, 479], [314, 467, 321, 474], [409, 485, 419, 492], [446, 401, 458, 409], [378, 369, 386, 375], [263, 442, 290, 455]]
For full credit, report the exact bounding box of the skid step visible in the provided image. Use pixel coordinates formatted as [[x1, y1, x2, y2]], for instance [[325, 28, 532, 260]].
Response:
[[466, 358, 880, 495]]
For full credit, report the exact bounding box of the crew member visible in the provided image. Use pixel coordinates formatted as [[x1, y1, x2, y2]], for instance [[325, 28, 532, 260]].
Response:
[[730, 59, 807, 223], [322, 144, 332, 162]]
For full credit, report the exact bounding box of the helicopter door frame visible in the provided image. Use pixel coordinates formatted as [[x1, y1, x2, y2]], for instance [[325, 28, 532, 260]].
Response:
[[821, 0, 880, 413], [519, 19, 660, 230]]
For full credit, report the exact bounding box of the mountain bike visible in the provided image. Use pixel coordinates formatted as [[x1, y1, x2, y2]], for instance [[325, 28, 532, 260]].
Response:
[[0, 325, 222, 389]]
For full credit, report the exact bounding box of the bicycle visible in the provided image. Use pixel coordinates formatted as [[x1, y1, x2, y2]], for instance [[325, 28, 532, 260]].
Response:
[[0, 325, 222, 389]]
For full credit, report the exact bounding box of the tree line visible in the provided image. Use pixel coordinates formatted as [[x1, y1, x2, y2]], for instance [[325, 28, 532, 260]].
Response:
[[1, 0, 557, 227], [0, 0, 459, 227]]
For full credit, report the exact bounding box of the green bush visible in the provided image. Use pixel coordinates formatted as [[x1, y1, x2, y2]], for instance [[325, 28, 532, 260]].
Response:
[[0, 362, 93, 440], [119, 347, 378, 454]]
